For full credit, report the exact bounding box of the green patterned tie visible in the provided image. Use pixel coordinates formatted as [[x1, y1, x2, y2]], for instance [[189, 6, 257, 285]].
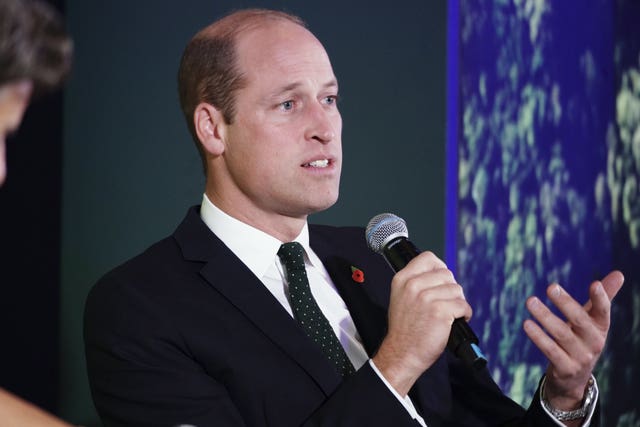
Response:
[[277, 242, 355, 378]]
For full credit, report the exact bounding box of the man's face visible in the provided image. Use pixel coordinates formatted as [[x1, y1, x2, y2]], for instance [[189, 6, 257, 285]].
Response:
[[213, 20, 342, 227], [0, 80, 33, 186]]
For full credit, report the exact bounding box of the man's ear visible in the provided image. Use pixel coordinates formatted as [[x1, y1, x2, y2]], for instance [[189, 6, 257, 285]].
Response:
[[194, 103, 226, 156]]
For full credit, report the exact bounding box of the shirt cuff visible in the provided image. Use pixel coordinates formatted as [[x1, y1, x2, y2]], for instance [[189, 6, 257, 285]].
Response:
[[368, 359, 427, 427], [539, 375, 599, 427]]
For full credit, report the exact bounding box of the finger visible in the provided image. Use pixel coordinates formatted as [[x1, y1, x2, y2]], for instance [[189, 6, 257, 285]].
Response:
[[414, 281, 467, 303], [402, 251, 448, 275], [526, 294, 584, 356], [419, 294, 473, 323], [394, 278, 466, 311], [393, 265, 455, 292], [450, 298, 473, 322], [523, 317, 573, 369], [584, 270, 624, 312], [601, 270, 625, 300], [545, 284, 604, 342], [544, 284, 588, 330], [409, 268, 457, 287], [584, 281, 611, 332]]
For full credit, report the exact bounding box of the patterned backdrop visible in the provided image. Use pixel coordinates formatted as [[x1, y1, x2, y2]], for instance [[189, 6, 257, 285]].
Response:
[[451, 1, 640, 425]]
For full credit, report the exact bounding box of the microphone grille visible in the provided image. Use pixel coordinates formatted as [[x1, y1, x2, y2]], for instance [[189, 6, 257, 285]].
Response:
[[365, 213, 409, 254]]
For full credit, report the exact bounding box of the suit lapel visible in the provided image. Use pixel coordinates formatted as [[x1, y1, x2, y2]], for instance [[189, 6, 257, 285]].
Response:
[[320, 255, 388, 357], [174, 207, 341, 395], [309, 228, 388, 357]]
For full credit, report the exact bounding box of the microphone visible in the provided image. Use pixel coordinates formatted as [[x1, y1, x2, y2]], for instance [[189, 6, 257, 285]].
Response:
[[365, 213, 487, 370]]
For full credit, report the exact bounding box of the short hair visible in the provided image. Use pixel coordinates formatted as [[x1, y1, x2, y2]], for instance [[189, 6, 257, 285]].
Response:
[[0, 0, 73, 94], [177, 9, 306, 173]]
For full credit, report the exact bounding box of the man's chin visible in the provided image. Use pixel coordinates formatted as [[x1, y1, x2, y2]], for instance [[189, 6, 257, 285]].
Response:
[[307, 194, 339, 216]]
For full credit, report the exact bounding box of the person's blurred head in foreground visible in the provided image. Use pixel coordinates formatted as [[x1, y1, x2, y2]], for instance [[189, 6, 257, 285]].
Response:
[[0, 0, 73, 186]]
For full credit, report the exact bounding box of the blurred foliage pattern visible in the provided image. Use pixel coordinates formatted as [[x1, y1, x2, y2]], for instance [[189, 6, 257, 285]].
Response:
[[457, 0, 639, 424]]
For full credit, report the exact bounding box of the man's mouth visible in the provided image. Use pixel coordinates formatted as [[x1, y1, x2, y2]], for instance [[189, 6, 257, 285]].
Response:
[[303, 159, 330, 168]]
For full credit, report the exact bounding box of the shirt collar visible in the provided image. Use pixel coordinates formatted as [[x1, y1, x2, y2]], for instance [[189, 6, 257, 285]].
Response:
[[200, 194, 313, 278]]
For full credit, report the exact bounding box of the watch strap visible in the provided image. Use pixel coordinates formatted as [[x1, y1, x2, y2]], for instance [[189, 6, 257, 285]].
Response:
[[541, 376, 596, 421]]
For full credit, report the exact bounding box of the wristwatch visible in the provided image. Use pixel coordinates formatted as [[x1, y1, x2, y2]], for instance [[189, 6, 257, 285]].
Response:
[[541, 377, 596, 421]]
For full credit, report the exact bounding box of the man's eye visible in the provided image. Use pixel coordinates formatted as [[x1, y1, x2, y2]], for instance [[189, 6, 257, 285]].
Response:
[[280, 100, 294, 111], [323, 95, 338, 105]]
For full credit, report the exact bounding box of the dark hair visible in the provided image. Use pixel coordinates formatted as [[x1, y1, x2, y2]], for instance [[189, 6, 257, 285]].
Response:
[[177, 9, 305, 173], [0, 0, 73, 94]]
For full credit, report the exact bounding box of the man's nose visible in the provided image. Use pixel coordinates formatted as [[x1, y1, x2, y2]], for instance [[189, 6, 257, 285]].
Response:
[[304, 103, 337, 144]]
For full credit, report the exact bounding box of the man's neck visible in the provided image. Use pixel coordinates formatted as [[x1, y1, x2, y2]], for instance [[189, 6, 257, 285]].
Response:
[[203, 190, 307, 242]]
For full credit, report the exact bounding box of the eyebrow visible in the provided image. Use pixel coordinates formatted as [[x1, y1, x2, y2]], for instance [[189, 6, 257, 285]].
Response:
[[269, 79, 339, 99]]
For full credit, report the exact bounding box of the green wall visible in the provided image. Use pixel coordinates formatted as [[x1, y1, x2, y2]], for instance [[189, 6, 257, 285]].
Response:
[[61, 1, 447, 424]]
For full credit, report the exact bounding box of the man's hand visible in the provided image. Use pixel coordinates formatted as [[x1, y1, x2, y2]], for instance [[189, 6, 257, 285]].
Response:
[[523, 270, 624, 422], [373, 251, 472, 396]]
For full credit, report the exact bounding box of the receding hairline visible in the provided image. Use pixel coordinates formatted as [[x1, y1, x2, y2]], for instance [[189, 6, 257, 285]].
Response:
[[193, 9, 307, 45]]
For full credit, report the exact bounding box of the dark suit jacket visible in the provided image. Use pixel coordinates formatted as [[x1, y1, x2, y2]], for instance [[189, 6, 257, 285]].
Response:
[[84, 207, 575, 426]]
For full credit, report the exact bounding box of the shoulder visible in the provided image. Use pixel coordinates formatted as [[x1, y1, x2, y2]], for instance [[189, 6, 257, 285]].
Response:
[[309, 223, 390, 275], [86, 235, 184, 306], [89, 206, 212, 298], [309, 223, 371, 256], [309, 223, 365, 242], [100, 235, 182, 281]]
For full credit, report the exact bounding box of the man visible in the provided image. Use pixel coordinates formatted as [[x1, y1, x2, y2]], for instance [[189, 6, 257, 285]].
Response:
[[0, 0, 73, 424], [84, 9, 624, 427]]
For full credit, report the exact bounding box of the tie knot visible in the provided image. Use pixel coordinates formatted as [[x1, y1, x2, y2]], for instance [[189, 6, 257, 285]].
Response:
[[278, 242, 306, 271]]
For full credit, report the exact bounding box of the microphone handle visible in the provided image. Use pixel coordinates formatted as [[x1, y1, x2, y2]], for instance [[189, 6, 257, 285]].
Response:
[[382, 237, 487, 370]]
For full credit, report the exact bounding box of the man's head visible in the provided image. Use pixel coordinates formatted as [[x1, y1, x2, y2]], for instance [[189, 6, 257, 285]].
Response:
[[178, 9, 342, 239], [0, 0, 73, 186], [178, 9, 306, 171]]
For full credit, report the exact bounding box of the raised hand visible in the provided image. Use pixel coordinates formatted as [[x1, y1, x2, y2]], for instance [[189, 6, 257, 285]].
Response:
[[523, 271, 624, 416]]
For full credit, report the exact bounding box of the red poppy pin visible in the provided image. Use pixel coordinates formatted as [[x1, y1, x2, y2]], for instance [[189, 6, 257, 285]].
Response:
[[350, 266, 365, 283]]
